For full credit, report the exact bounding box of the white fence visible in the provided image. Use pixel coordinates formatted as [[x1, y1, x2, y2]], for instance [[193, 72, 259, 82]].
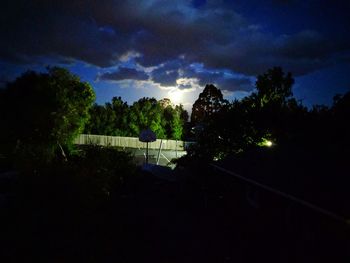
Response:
[[74, 134, 190, 151]]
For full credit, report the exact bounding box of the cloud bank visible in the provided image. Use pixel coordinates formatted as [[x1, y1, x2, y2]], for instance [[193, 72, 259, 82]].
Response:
[[1, 0, 349, 95]]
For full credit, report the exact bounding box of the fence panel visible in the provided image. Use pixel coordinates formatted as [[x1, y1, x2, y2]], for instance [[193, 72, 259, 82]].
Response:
[[74, 134, 189, 151]]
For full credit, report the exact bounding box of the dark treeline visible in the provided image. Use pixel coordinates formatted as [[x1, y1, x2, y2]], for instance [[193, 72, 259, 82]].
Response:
[[177, 67, 350, 261], [84, 97, 189, 140], [183, 67, 350, 217], [188, 67, 349, 161], [1, 67, 349, 262], [0, 68, 141, 261]]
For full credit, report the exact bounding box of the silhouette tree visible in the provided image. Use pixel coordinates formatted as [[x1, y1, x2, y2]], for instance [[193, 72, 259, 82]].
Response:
[[187, 67, 304, 160], [331, 91, 350, 153], [254, 66, 294, 107], [177, 104, 189, 124], [191, 84, 228, 124]]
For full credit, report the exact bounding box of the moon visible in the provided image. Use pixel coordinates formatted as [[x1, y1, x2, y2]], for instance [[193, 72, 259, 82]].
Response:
[[168, 89, 183, 104]]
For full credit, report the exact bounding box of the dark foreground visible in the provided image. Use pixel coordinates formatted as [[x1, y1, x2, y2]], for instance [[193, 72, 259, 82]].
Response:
[[1, 165, 349, 263]]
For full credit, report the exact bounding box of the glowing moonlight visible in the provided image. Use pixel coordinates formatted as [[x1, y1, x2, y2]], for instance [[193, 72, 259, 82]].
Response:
[[168, 89, 183, 104]]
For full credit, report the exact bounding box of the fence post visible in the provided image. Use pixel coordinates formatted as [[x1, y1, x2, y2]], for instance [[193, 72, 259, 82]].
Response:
[[156, 139, 163, 165], [176, 140, 178, 158]]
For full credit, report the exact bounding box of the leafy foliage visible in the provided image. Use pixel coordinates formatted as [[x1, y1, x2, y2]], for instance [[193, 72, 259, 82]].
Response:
[[187, 67, 313, 160], [85, 97, 130, 136], [70, 145, 137, 199], [0, 67, 95, 163], [129, 98, 165, 138], [85, 97, 189, 140], [162, 105, 184, 140], [255, 66, 294, 106], [186, 66, 350, 169], [191, 84, 228, 124]]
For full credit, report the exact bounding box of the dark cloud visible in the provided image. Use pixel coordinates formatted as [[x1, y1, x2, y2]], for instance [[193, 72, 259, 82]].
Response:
[[98, 67, 149, 81], [152, 69, 179, 86], [149, 59, 253, 92], [275, 31, 350, 60], [271, 0, 298, 5], [183, 67, 253, 92], [208, 76, 253, 92], [1, 0, 349, 78], [197, 30, 350, 76], [0, 0, 129, 66], [178, 83, 193, 90], [150, 60, 186, 86]]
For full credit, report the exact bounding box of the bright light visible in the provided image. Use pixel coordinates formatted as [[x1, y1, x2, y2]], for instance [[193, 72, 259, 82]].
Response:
[[265, 140, 273, 147], [259, 138, 273, 147], [168, 89, 183, 104]]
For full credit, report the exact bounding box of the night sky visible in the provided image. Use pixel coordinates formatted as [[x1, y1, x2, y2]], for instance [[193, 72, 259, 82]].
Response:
[[1, 0, 349, 111]]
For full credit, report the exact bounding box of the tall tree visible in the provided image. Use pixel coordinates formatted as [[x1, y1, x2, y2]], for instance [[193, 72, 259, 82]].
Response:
[[162, 105, 183, 140], [85, 97, 130, 136], [0, 67, 95, 161], [187, 67, 303, 160], [255, 66, 294, 106], [111, 96, 130, 136], [176, 104, 189, 124], [85, 97, 187, 140], [129, 98, 166, 138], [191, 84, 228, 124]]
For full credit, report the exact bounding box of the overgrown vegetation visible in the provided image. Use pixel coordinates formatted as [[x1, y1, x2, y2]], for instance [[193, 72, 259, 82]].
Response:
[[0, 67, 137, 196], [180, 66, 350, 220], [0, 67, 95, 164], [187, 67, 350, 163], [84, 97, 189, 140], [0, 66, 349, 262]]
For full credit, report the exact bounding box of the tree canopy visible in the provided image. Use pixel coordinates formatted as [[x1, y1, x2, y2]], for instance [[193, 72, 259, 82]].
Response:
[[0, 67, 95, 161], [129, 98, 165, 138], [187, 67, 307, 160], [85, 97, 130, 137], [254, 66, 294, 106], [84, 97, 189, 140], [191, 84, 228, 124], [186, 66, 350, 166]]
